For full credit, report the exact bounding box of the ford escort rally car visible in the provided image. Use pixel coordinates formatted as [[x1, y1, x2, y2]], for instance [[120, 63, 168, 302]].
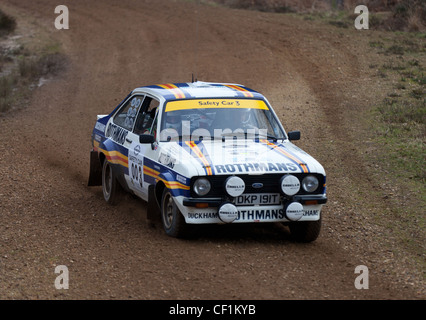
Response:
[[88, 81, 327, 242]]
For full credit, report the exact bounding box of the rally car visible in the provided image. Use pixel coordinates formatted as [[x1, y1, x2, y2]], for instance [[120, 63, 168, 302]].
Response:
[[88, 81, 327, 242]]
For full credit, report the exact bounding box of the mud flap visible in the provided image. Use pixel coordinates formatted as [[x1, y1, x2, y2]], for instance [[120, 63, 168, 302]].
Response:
[[147, 184, 161, 221], [88, 150, 102, 186]]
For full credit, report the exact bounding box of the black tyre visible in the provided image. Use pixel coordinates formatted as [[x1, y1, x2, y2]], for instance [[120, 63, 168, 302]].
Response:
[[289, 219, 321, 243], [102, 160, 122, 205], [161, 188, 191, 238]]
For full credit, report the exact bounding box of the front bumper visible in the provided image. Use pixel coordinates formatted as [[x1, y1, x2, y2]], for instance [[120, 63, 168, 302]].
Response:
[[177, 194, 327, 224]]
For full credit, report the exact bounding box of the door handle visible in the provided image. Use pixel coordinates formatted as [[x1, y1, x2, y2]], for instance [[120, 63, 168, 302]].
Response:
[[125, 138, 132, 143]]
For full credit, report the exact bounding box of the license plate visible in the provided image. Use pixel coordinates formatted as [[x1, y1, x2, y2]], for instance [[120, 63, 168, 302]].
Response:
[[235, 193, 281, 205]]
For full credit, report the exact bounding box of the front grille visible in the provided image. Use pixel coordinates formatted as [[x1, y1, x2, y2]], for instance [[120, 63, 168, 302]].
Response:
[[190, 173, 325, 197]]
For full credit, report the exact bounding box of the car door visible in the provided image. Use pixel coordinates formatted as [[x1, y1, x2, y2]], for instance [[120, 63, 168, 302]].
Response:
[[126, 96, 160, 200], [104, 94, 145, 190]]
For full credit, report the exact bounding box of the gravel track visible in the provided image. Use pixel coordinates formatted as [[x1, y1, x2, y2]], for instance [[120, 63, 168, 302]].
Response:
[[0, 0, 424, 300]]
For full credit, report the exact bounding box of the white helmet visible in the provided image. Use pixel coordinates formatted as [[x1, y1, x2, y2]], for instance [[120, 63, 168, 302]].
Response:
[[240, 108, 251, 125], [166, 113, 181, 131]]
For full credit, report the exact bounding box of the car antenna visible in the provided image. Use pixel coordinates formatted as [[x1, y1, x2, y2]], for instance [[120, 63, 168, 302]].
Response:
[[192, 0, 199, 84]]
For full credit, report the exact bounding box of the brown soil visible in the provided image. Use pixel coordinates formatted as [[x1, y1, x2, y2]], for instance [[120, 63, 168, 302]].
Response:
[[0, 0, 424, 300]]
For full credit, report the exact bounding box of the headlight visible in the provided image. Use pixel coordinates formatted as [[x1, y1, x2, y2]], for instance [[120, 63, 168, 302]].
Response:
[[302, 175, 319, 193], [193, 178, 211, 196]]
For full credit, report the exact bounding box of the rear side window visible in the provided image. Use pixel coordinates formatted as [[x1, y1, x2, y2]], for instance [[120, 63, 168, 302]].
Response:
[[113, 95, 145, 131]]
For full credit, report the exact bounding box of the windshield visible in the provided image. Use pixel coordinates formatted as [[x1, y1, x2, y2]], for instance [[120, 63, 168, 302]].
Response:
[[160, 99, 286, 142]]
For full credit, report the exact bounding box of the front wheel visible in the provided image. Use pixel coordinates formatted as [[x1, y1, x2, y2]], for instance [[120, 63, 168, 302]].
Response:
[[161, 189, 191, 238], [102, 160, 122, 205], [288, 219, 321, 243]]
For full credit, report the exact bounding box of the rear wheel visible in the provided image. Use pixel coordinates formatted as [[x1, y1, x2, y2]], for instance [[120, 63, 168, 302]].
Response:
[[102, 160, 122, 205], [289, 219, 321, 243], [161, 189, 191, 238]]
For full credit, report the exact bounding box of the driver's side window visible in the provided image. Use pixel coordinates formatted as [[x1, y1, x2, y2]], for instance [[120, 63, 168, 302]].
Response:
[[134, 97, 160, 136]]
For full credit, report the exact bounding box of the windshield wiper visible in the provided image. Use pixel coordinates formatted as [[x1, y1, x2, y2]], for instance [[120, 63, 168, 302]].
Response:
[[256, 133, 282, 142], [220, 132, 245, 137], [211, 132, 283, 142]]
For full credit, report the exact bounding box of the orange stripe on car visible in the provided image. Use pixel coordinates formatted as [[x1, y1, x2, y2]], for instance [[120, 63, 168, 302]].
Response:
[[143, 166, 189, 190], [158, 83, 186, 99], [225, 84, 254, 98], [99, 147, 128, 168], [261, 140, 309, 173], [185, 141, 213, 175]]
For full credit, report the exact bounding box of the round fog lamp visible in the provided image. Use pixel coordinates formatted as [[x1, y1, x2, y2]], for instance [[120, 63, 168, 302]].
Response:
[[280, 174, 300, 196], [302, 175, 319, 193], [285, 202, 304, 221], [194, 178, 211, 196], [224, 176, 245, 197], [218, 202, 238, 223]]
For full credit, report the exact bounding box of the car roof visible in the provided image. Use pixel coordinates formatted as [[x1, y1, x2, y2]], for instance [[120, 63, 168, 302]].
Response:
[[132, 81, 265, 101]]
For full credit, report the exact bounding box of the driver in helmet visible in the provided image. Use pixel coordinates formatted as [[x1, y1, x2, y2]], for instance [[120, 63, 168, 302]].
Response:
[[166, 112, 181, 130], [210, 108, 254, 136], [228, 108, 253, 129], [239, 108, 252, 126]]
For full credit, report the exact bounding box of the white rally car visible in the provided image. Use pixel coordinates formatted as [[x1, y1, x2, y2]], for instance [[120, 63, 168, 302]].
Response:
[[88, 81, 327, 242]]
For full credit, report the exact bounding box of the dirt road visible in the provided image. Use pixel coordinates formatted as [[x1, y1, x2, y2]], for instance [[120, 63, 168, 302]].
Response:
[[0, 0, 423, 299]]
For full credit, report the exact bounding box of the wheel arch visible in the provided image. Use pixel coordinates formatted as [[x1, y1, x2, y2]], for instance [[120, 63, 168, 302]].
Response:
[[146, 180, 164, 221], [154, 180, 166, 207]]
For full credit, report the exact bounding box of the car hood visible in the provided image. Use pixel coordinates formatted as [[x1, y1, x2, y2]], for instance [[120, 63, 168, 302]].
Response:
[[158, 139, 325, 177]]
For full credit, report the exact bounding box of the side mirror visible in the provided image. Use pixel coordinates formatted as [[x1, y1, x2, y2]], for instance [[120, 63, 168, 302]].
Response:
[[139, 134, 155, 144], [287, 131, 300, 141]]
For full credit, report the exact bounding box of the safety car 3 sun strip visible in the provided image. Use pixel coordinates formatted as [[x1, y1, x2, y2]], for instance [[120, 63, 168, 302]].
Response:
[[165, 99, 268, 112]]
